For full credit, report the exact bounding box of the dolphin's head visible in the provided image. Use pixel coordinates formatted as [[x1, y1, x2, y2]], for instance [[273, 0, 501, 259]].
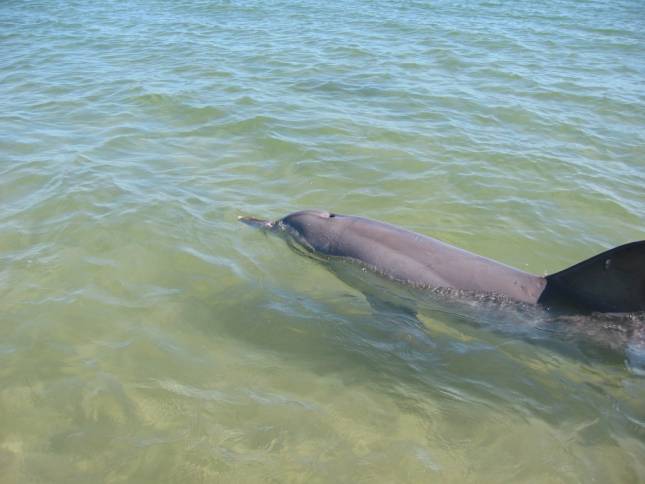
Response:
[[239, 209, 342, 256]]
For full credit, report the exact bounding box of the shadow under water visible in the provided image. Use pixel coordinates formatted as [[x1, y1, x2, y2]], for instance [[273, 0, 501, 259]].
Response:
[[323, 256, 645, 375]]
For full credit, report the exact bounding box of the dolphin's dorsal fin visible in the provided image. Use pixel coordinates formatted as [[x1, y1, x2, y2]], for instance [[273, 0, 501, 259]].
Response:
[[539, 241, 645, 313]]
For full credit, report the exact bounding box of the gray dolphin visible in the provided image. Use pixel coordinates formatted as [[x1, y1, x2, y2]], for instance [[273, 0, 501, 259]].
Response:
[[239, 210, 645, 314]]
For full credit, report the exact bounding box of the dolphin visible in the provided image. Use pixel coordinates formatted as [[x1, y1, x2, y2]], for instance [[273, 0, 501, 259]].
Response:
[[239, 210, 645, 314]]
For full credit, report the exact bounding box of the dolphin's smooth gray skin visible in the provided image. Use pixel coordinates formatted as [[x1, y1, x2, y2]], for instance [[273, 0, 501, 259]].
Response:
[[239, 210, 645, 314]]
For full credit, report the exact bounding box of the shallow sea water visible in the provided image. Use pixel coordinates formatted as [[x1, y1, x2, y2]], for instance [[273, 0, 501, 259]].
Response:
[[1, 0, 644, 482]]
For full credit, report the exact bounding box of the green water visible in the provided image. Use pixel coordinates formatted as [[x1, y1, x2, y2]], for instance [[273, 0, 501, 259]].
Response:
[[1, 0, 644, 482]]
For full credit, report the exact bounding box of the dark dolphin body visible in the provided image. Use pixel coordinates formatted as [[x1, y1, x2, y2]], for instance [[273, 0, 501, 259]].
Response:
[[240, 209, 645, 314]]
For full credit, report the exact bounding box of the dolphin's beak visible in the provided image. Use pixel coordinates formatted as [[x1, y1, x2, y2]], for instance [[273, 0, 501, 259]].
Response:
[[238, 215, 275, 230]]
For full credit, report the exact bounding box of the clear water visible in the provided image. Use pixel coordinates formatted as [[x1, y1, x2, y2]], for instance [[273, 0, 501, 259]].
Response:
[[1, 0, 644, 482]]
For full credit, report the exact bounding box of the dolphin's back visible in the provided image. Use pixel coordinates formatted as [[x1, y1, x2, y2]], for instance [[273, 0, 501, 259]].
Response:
[[326, 215, 546, 304]]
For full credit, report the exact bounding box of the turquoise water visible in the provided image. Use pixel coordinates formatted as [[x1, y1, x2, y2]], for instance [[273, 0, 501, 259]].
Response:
[[1, 0, 644, 481]]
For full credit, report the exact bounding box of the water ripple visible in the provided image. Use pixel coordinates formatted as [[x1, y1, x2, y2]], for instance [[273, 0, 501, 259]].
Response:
[[1, 0, 644, 482]]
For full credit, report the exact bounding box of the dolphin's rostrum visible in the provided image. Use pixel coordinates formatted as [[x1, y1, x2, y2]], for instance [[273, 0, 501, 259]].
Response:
[[239, 210, 645, 314]]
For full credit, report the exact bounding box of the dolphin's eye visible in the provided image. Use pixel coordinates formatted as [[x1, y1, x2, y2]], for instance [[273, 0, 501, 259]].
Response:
[[329, 213, 336, 218]]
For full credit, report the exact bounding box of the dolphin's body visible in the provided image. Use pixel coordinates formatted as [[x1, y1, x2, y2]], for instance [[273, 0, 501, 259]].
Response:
[[240, 210, 645, 314]]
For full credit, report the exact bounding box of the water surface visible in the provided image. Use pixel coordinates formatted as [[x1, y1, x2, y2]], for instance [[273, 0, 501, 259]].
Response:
[[1, 0, 644, 482]]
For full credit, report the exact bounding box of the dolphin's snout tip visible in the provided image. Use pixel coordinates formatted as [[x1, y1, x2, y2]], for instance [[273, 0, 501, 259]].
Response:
[[238, 215, 274, 229]]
